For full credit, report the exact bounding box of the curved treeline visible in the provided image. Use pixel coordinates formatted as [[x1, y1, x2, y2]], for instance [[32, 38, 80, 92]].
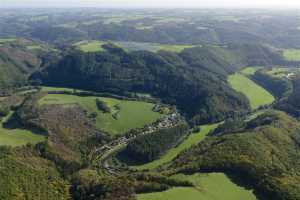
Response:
[[32, 43, 281, 123], [251, 70, 293, 99], [170, 111, 300, 200], [277, 76, 300, 118], [123, 123, 189, 163]]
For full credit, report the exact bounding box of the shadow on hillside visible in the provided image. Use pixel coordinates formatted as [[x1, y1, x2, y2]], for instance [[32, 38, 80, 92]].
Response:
[[2, 112, 47, 136]]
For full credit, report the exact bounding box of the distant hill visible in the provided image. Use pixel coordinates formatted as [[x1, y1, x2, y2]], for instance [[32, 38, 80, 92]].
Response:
[[0, 39, 59, 94]]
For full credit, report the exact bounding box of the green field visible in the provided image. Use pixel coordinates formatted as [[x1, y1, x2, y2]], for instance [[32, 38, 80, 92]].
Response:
[[26, 45, 43, 50], [138, 173, 257, 200], [39, 94, 162, 135], [265, 67, 300, 78], [0, 112, 45, 147], [74, 40, 106, 52], [74, 40, 195, 53], [283, 49, 300, 61], [133, 124, 219, 170], [240, 67, 262, 75], [228, 73, 275, 109], [0, 38, 16, 44], [156, 44, 195, 52], [41, 86, 77, 92]]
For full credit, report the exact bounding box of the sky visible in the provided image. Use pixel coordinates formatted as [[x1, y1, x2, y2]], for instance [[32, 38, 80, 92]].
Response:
[[2, 0, 300, 8]]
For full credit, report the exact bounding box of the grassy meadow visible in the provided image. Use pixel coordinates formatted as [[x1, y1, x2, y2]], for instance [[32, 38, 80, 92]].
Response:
[[0, 112, 45, 147], [133, 124, 219, 170], [228, 73, 275, 109], [39, 93, 162, 135], [265, 67, 300, 78], [156, 44, 195, 52], [283, 49, 300, 61], [138, 173, 257, 200], [240, 67, 262, 75], [74, 40, 195, 53], [74, 40, 106, 52], [0, 38, 16, 46]]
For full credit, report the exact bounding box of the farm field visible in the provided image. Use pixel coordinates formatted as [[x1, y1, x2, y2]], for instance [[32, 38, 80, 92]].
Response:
[[116, 41, 195, 52], [133, 124, 219, 170], [240, 67, 262, 75], [74, 40, 195, 53], [41, 86, 78, 92], [74, 40, 106, 52], [283, 49, 300, 61], [228, 73, 275, 109], [0, 112, 45, 147], [38, 93, 162, 135], [26, 45, 43, 50], [0, 38, 16, 46], [138, 173, 257, 200], [156, 44, 195, 52]]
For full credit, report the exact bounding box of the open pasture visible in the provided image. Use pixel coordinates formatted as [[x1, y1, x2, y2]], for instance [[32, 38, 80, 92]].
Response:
[[283, 49, 300, 61], [138, 173, 257, 200], [74, 40, 106, 52], [228, 73, 275, 109], [0, 113, 45, 147], [133, 124, 219, 170], [240, 67, 262, 75], [38, 93, 162, 135]]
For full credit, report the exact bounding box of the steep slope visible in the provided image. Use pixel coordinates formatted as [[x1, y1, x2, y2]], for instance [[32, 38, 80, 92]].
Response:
[[0, 146, 70, 200], [32, 44, 280, 124], [170, 111, 300, 200], [0, 45, 41, 92]]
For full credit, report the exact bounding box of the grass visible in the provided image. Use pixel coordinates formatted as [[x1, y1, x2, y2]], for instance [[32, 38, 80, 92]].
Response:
[[265, 67, 300, 78], [240, 67, 262, 75], [137, 173, 257, 200], [228, 73, 275, 109], [74, 40, 195, 53], [38, 94, 162, 135], [0, 112, 45, 147], [283, 49, 300, 61], [156, 44, 195, 53], [74, 40, 106, 52], [26, 45, 43, 50], [41, 86, 78, 92], [133, 124, 219, 170], [0, 38, 16, 44]]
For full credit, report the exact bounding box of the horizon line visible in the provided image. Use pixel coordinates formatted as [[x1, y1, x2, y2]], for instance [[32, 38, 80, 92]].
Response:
[[1, 5, 300, 10]]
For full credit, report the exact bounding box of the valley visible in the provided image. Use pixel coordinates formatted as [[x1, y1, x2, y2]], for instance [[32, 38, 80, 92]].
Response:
[[0, 7, 300, 200]]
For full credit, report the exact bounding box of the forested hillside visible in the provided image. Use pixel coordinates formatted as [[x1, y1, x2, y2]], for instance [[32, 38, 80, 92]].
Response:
[[1, 7, 300, 200], [32, 44, 281, 123], [0, 46, 41, 92], [277, 76, 300, 118], [0, 146, 70, 200], [170, 111, 300, 200]]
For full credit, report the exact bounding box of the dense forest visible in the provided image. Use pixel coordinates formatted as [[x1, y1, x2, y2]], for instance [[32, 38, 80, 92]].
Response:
[[32, 43, 282, 123], [277, 76, 300, 118], [1, 7, 300, 200], [170, 111, 300, 200], [122, 123, 188, 163]]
